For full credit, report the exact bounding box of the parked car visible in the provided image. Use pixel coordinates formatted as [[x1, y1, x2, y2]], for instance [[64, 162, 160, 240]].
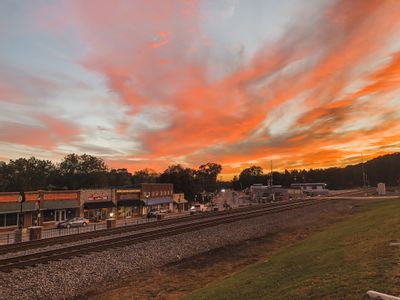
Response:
[[57, 217, 89, 229], [147, 209, 159, 218]]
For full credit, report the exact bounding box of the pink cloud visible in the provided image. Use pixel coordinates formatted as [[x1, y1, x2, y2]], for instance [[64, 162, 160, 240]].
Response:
[[151, 31, 172, 49], [34, 0, 400, 176], [0, 116, 81, 150]]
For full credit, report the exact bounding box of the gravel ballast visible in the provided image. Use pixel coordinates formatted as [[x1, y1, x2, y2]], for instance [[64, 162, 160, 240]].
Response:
[[0, 199, 365, 300]]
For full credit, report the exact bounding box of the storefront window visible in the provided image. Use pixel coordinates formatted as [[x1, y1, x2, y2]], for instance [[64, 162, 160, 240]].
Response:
[[5, 213, 17, 226], [85, 208, 115, 221], [0, 213, 19, 227], [66, 209, 75, 219], [118, 207, 125, 218], [43, 210, 55, 222]]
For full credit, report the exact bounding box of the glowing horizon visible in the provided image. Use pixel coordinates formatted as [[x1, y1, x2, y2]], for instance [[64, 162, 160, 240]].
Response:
[[1, 0, 400, 180]]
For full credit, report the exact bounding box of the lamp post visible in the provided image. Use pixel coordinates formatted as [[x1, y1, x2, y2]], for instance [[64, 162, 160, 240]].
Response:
[[145, 193, 149, 214], [36, 191, 43, 226], [17, 191, 26, 229]]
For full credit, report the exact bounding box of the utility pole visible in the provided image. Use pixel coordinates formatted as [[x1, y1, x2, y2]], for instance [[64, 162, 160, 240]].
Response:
[[361, 152, 367, 189], [270, 160, 275, 202], [270, 160, 273, 187]]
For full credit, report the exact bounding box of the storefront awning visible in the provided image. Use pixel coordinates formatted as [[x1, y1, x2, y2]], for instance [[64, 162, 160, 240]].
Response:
[[173, 199, 188, 204], [42, 199, 80, 210], [146, 197, 173, 206], [84, 201, 115, 209], [0, 202, 36, 213], [117, 199, 144, 207]]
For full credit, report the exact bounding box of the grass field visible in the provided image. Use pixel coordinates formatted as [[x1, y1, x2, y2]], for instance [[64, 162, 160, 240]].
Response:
[[184, 199, 400, 300]]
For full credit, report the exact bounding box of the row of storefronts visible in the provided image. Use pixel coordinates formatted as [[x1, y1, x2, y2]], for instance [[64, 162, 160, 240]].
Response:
[[0, 191, 80, 229], [0, 184, 189, 230]]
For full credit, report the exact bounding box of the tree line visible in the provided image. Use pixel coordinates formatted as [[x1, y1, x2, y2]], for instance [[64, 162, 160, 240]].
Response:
[[0, 154, 222, 201], [0, 152, 399, 198], [233, 153, 400, 190]]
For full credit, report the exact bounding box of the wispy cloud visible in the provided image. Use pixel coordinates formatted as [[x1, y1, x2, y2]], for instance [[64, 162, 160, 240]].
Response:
[[0, 0, 399, 177]]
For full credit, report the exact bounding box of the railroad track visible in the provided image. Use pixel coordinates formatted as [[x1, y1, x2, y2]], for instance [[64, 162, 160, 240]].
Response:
[[0, 200, 311, 255], [0, 199, 324, 272], [327, 188, 376, 197]]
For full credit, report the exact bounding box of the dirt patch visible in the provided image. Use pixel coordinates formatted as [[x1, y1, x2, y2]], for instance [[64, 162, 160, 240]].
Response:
[[79, 201, 364, 300]]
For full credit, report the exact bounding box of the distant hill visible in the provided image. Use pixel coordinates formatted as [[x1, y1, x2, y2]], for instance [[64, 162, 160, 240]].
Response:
[[298, 153, 400, 189], [234, 153, 400, 190], [348, 152, 400, 187]]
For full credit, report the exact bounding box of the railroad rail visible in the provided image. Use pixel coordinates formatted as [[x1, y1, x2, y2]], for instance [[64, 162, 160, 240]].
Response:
[[0, 199, 313, 255], [0, 199, 324, 272], [327, 188, 376, 197]]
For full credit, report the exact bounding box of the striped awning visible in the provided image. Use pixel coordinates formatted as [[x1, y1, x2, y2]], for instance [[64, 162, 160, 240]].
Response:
[[145, 197, 173, 206]]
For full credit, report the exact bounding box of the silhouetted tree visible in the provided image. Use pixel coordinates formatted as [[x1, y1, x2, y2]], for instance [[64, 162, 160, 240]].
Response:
[[59, 154, 108, 189], [196, 162, 222, 192], [5, 157, 56, 191], [108, 168, 132, 186], [239, 166, 265, 188], [159, 165, 196, 200], [132, 168, 159, 184]]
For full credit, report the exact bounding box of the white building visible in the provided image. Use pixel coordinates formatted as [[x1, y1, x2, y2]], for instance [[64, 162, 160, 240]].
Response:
[[290, 183, 328, 196]]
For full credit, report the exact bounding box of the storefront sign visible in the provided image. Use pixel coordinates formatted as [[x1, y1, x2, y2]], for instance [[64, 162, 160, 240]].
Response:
[[0, 193, 39, 202], [0, 192, 79, 203], [119, 193, 140, 200], [116, 189, 141, 193], [87, 192, 109, 201], [44, 193, 78, 200]]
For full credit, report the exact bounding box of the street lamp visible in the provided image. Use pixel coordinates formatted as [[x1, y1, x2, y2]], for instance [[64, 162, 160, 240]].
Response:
[[36, 192, 42, 226], [145, 193, 150, 213], [17, 191, 25, 229]]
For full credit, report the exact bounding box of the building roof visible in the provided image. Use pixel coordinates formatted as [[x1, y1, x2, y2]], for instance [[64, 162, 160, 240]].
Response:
[[290, 183, 327, 186]]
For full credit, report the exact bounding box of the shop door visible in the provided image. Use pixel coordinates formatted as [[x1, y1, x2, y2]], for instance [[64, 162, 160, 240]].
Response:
[[55, 210, 67, 222]]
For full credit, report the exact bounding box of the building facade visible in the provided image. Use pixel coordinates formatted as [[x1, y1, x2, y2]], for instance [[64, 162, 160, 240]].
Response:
[[140, 183, 174, 213], [0, 183, 177, 228], [81, 188, 115, 221], [0, 190, 80, 230], [115, 188, 143, 219], [172, 193, 189, 212], [40, 191, 80, 224], [250, 184, 289, 202], [290, 183, 328, 196]]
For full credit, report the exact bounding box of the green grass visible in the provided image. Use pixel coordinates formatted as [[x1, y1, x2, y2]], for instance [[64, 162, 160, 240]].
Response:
[[183, 200, 400, 300]]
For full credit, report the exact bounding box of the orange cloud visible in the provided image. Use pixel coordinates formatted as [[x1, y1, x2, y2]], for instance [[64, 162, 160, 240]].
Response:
[[34, 0, 400, 177], [0, 116, 80, 150]]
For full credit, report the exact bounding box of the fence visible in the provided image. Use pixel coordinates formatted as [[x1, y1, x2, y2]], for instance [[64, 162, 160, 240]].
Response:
[[0, 217, 159, 246]]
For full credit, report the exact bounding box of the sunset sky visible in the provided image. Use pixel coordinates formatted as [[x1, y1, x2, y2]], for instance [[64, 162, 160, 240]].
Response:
[[1, 0, 400, 179]]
